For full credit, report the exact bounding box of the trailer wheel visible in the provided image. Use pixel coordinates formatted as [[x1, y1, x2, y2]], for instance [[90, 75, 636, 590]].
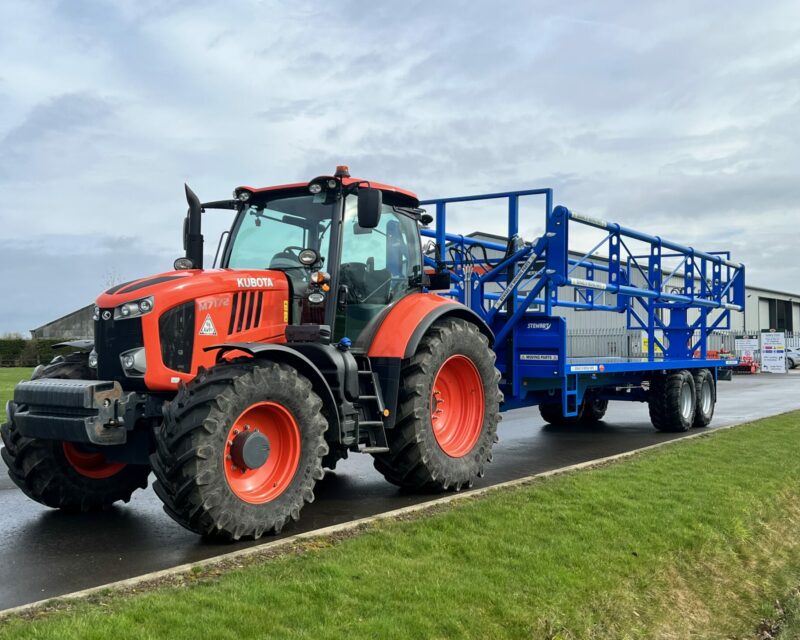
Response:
[[648, 370, 696, 432], [692, 369, 715, 428], [581, 398, 608, 423], [539, 396, 607, 426], [151, 361, 328, 541], [0, 353, 149, 512], [372, 318, 501, 492], [539, 401, 581, 426]]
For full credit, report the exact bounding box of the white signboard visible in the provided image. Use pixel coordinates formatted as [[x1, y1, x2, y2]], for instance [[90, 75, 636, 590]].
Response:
[[761, 331, 786, 374], [734, 336, 759, 361]]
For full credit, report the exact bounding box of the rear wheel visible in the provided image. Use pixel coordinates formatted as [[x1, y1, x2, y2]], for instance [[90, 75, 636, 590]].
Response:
[[372, 318, 501, 492], [151, 361, 328, 541], [692, 369, 715, 428], [648, 370, 696, 432], [0, 353, 149, 512]]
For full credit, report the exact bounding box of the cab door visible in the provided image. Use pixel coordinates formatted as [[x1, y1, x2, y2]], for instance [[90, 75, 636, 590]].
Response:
[[334, 196, 423, 341]]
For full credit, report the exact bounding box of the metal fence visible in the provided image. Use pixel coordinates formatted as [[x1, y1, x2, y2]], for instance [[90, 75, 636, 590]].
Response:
[[567, 329, 800, 364]]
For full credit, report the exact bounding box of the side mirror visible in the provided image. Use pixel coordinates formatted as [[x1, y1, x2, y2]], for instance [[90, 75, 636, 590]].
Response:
[[357, 188, 382, 229]]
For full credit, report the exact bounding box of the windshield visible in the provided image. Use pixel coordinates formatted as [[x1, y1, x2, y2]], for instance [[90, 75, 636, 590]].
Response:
[[225, 194, 336, 272]]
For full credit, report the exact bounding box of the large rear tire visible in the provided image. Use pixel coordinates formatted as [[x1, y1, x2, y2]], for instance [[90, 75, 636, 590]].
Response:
[[151, 361, 328, 541], [372, 318, 501, 492], [0, 353, 149, 512], [648, 370, 696, 432]]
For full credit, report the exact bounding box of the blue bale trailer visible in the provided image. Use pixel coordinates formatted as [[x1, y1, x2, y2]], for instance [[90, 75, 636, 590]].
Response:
[[420, 187, 745, 431]]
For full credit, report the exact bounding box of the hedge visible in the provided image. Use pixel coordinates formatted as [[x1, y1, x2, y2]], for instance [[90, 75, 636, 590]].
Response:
[[0, 339, 80, 367]]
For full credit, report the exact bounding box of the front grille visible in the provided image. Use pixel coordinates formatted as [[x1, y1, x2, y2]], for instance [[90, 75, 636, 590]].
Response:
[[95, 314, 144, 388], [228, 291, 263, 334], [159, 302, 195, 373]]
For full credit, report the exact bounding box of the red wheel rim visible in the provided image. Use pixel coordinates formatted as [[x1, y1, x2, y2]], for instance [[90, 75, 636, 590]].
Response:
[[62, 443, 126, 479], [224, 402, 301, 504], [430, 355, 485, 458]]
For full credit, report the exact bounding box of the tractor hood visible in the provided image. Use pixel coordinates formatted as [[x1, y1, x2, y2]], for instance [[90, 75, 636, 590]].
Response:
[[95, 269, 289, 310], [93, 269, 291, 391]]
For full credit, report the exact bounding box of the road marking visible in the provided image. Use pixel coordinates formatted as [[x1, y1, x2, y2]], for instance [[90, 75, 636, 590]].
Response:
[[0, 413, 791, 619]]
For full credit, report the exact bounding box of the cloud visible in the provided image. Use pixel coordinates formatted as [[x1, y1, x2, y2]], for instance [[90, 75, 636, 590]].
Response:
[[0, 0, 798, 332]]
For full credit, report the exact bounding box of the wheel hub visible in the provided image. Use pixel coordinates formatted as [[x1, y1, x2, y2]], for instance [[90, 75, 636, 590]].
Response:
[[223, 402, 301, 504], [430, 354, 485, 458], [230, 430, 270, 471]]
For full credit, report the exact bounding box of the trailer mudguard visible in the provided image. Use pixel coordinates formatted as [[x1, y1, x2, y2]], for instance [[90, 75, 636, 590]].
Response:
[[366, 293, 493, 359], [204, 342, 341, 437]]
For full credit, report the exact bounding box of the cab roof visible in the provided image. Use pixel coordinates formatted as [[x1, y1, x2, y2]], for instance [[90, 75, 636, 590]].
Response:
[[236, 177, 419, 206]]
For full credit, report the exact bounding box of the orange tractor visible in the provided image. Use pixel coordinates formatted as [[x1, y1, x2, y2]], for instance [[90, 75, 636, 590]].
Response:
[[1, 167, 501, 540]]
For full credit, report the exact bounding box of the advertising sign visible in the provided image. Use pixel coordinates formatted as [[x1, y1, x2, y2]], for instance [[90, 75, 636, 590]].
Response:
[[761, 331, 786, 374], [734, 336, 759, 361]]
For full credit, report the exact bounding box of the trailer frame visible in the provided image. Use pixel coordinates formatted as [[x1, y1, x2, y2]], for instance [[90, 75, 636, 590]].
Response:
[[419, 188, 745, 416]]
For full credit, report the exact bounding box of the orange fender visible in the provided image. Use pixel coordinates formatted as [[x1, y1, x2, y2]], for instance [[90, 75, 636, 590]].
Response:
[[367, 293, 492, 359]]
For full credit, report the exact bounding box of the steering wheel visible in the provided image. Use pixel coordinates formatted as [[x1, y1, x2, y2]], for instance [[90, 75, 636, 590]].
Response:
[[281, 246, 306, 260]]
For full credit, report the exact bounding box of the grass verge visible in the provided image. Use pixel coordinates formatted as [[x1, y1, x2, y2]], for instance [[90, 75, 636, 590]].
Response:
[[1, 411, 800, 639], [0, 367, 32, 408]]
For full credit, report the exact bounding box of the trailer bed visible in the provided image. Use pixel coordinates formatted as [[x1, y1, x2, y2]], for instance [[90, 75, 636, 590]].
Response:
[[565, 356, 737, 374]]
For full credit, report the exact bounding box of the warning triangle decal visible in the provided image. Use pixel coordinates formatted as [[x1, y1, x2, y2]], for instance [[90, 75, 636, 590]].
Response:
[[199, 314, 217, 336]]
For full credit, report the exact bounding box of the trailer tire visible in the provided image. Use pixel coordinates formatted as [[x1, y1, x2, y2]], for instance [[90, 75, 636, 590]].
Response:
[[648, 370, 696, 432], [539, 401, 582, 426], [151, 361, 328, 541], [372, 318, 501, 492], [692, 369, 715, 428], [0, 354, 149, 512], [539, 397, 607, 426], [581, 398, 608, 424]]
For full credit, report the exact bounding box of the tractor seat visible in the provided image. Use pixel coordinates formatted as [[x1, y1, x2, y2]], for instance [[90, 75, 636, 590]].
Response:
[[269, 251, 300, 269], [340, 262, 392, 304]]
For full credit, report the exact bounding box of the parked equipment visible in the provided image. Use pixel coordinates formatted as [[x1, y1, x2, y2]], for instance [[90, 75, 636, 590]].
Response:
[[1, 168, 744, 540]]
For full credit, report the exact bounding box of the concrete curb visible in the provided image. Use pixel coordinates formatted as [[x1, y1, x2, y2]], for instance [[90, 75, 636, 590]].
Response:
[[0, 418, 751, 619]]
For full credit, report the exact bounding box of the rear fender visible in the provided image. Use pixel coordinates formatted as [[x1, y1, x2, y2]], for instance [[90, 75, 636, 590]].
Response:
[[205, 343, 341, 438], [366, 293, 493, 359], [365, 293, 494, 428]]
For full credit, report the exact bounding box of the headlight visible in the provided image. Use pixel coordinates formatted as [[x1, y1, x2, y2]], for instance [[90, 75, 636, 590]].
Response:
[[114, 296, 154, 321], [88, 350, 98, 368], [298, 248, 319, 266], [120, 347, 147, 377], [92, 306, 100, 321]]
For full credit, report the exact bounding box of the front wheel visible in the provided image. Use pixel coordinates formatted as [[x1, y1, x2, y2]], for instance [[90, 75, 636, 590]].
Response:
[[372, 318, 501, 492], [0, 353, 149, 511], [539, 396, 608, 426], [151, 361, 328, 541]]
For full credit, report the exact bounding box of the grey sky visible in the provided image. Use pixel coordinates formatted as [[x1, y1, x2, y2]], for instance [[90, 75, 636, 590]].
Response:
[[0, 0, 798, 333]]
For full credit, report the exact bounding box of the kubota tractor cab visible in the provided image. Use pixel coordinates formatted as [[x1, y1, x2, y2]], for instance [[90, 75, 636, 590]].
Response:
[[1, 166, 500, 540]]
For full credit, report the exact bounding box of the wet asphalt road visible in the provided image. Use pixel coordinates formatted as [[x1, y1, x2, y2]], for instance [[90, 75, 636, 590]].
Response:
[[1, 373, 798, 610]]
